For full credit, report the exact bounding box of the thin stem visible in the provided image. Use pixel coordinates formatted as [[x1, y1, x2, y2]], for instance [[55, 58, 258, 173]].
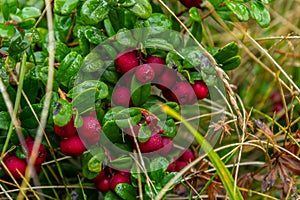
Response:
[[1, 53, 27, 156]]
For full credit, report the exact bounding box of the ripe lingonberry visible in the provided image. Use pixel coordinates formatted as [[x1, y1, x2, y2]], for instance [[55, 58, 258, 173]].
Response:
[[54, 117, 77, 138], [112, 86, 132, 107], [78, 116, 101, 145], [60, 135, 86, 156], [191, 80, 209, 100], [135, 64, 155, 84], [110, 174, 130, 191], [4, 156, 27, 179], [115, 50, 139, 74]]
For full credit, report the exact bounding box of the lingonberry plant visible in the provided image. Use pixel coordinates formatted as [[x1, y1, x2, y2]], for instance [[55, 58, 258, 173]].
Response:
[[0, 0, 299, 200]]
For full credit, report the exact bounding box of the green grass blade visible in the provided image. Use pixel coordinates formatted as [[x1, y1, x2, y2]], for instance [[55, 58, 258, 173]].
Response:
[[163, 105, 243, 200]]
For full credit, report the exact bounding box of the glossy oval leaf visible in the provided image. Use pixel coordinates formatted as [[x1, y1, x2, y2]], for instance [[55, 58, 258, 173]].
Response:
[[52, 99, 73, 127], [147, 13, 172, 35], [54, 0, 79, 15], [80, 0, 110, 25], [115, 183, 137, 200], [0, 24, 16, 39], [250, 1, 271, 28], [128, 0, 152, 19], [225, 1, 250, 21]]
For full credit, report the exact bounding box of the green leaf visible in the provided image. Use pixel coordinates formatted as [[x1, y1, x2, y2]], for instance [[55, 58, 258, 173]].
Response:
[[21, 7, 41, 19], [147, 13, 172, 35], [144, 38, 174, 51], [102, 65, 121, 84], [104, 191, 122, 200], [250, 1, 271, 28], [69, 80, 108, 100], [221, 55, 241, 70], [161, 172, 182, 186], [133, 20, 150, 42], [0, 24, 16, 39], [131, 76, 151, 106], [179, 46, 204, 66], [88, 149, 106, 172], [80, 0, 110, 25], [1, 0, 18, 20], [157, 119, 177, 138], [150, 156, 169, 181], [116, 29, 137, 47], [69, 80, 108, 113], [213, 41, 239, 64], [84, 26, 107, 44], [189, 7, 201, 22], [128, 0, 152, 19], [115, 183, 137, 200], [189, 21, 202, 44], [81, 52, 104, 73], [104, 18, 116, 37], [19, 104, 43, 128], [54, 0, 79, 15], [225, 1, 250, 21], [18, 18, 36, 30], [102, 120, 123, 143], [102, 106, 124, 124], [55, 42, 70, 62], [9, 34, 31, 55], [110, 156, 133, 169], [56, 51, 83, 87], [52, 99, 73, 127], [260, 0, 274, 4], [138, 123, 151, 142], [81, 153, 100, 179], [114, 107, 142, 128], [0, 111, 10, 130], [120, 0, 136, 7]]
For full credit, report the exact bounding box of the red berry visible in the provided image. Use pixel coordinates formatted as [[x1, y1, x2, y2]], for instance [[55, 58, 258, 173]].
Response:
[[78, 116, 101, 145], [115, 50, 139, 74], [112, 86, 131, 107], [95, 171, 111, 193], [167, 162, 176, 172], [60, 135, 86, 156], [270, 91, 281, 103], [146, 56, 165, 75], [110, 174, 130, 191], [162, 88, 177, 102], [180, 0, 202, 8], [159, 137, 174, 156], [54, 118, 77, 138], [25, 139, 47, 165], [179, 149, 195, 162], [146, 55, 165, 65], [4, 156, 27, 179], [124, 124, 140, 137], [192, 80, 208, 100], [173, 81, 196, 104], [156, 68, 177, 89], [90, 170, 106, 183], [135, 64, 155, 84], [139, 134, 163, 153], [175, 160, 188, 171]]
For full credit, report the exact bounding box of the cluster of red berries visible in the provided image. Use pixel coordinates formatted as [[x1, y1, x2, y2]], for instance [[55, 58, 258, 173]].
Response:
[[54, 114, 101, 156], [90, 167, 131, 194], [1, 136, 47, 179], [123, 110, 174, 154], [113, 50, 209, 107], [167, 148, 195, 172]]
